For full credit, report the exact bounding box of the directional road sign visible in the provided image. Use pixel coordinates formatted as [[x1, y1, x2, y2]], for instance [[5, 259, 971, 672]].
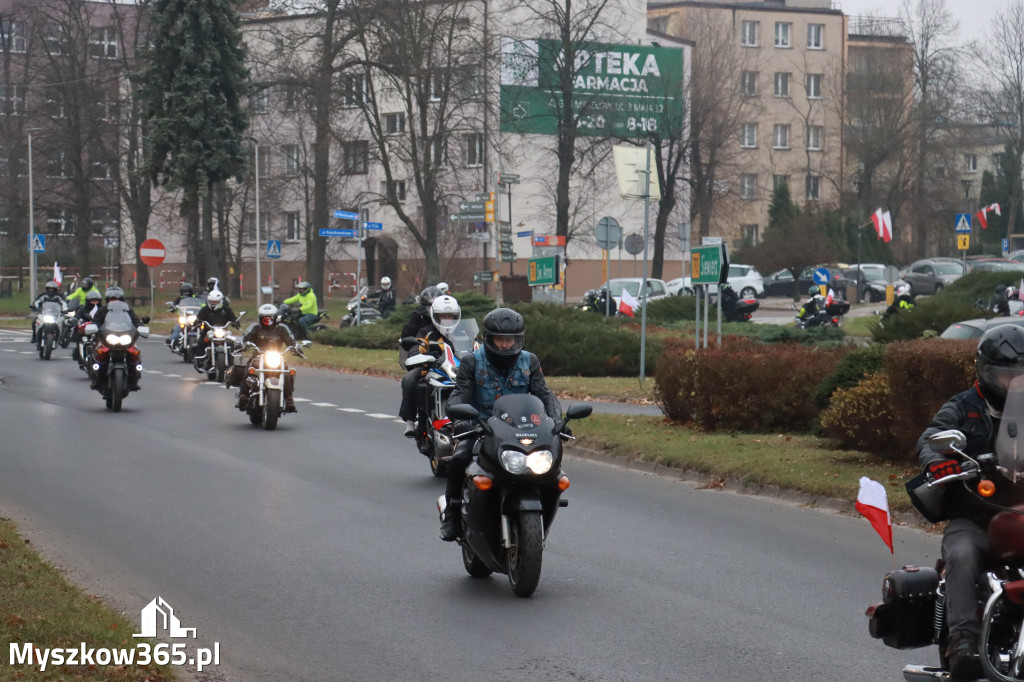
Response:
[[320, 228, 356, 238], [473, 271, 498, 284], [450, 212, 486, 222], [497, 172, 520, 184], [528, 256, 558, 286], [460, 201, 486, 211], [476, 193, 493, 201], [333, 209, 359, 220], [139, 238, 166, 267], [363, 222, 382, 231], [29, 234, 45, 253], [691, 245, 722, 285], [267, 240, 282, 259], [955, 213, 972, 233], [533, 235, 566, 247], [813, 267, 831, 285]]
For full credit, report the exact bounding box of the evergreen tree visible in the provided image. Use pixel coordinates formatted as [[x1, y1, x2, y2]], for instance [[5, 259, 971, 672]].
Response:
[[137, 0, 250, 283]]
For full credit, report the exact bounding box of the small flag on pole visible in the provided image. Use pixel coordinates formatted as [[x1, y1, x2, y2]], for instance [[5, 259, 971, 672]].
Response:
[[976, 203, 1001, 230], [619, 288, 638, 318], [855, 477, 893, 554], [53, 261, 62, 286]]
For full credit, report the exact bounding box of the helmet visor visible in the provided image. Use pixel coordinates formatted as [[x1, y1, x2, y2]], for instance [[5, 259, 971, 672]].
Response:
[[979, 363, 1024, 398], [486, 333, 524, 356], [260, 316, 274, 326]]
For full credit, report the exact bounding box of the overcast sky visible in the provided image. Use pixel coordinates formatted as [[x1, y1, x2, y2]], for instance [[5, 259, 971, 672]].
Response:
[[839, 0, 1001, 46]]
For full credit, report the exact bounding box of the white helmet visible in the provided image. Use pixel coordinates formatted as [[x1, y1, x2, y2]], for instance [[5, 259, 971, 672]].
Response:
[[896, 284, 910, 297], [207, 290, 225, 310], [380, 276, 392, 289], [430, 295, 461, 337], [257, 303, 279, 327], [436, 281, 449, 295]]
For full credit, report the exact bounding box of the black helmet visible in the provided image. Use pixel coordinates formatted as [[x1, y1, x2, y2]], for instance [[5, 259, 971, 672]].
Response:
[[977, 324, 1024, 410], [419, 286, 441, 307], [180, 282, 195, 296], [82, 277, 94, 290], [207, 277, 220, 292], [482, 307, 525, 370]]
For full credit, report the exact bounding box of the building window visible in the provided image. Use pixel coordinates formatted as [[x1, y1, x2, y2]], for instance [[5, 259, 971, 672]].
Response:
[[424, 138, 446, 168], [0, 84, 25, 116], [741, 224, 759, 244], [342, 74, 368, 107], [342, 141, 369, 175], [250, 90, 269, 114], [807, 23, 824, 49], [90, 149, 113, 180], [465, 133, 484, 167], [805, 175, 820, 200], [384, 112, 405, 135], [965, 154, 978, 173], [43, 24, 65, 55], [244, 212, 268, 244], [90, 206, 118, 236], [740, 174, 757, 199], [773, 124, 790, 149], [284, 144, 299, 174], [381, 179, 407, 203], [1, 21, 26, 53], [89, 27, 118, 59], [774, 72, 790, 97], [285, 211, 301, 241], [775, 22, 791, 48], [807, 125, 823, 151], [428, 72, 446, 102], [741, 20, 759, 47], [741, 71, 758, 97], [47, 207, 74, 235], [806, 73, 822, 99], [773, 174, 790, 189], [283, 85, 298, 112], [48, 91, 66, 119], [47, 149, 71, 179], [252, 145, 270, 176], [741, 123, 757, 148], [461, 64, 484, 98], [97, 98, 118, 123]]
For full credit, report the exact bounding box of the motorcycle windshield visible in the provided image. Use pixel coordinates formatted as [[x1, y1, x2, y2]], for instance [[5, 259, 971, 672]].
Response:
[[40, 301, 63, 317], [996, 375, 1024, 484], [101, 302, 136, 335], [448, 319, 479, 358], [178, 296, 204, 313], [489, 394, 554, 433]]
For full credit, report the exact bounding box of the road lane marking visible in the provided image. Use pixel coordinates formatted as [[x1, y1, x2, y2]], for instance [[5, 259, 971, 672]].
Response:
[[311, 402, 337, 407], [366, 413, 395, 419], [337, 408, 365, 413]]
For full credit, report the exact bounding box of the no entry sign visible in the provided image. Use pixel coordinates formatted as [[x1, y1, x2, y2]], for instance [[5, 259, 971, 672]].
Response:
[[139, 239, 166, 267]]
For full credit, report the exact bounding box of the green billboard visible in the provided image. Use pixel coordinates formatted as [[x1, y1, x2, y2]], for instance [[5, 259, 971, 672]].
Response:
[[500, 37, 685, 138]]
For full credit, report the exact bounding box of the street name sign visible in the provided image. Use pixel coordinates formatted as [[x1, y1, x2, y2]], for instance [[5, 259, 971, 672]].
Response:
[[528, 256, 558, 286], [320, 228, 356, 238], [333, 209, 359, 220]]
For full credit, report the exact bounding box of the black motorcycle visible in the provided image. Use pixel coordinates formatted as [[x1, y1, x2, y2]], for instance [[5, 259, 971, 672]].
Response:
[[577, 289, 615, 315], [717, 290, 760, 322], [167, 296, 204, 362], [192, 312, 244, 383], [441, 395, 592, 597], [796, 299, 850, 329], [85, 302, 149, 412], [278, 302, 329, 340], [58, 309, 77, 348]]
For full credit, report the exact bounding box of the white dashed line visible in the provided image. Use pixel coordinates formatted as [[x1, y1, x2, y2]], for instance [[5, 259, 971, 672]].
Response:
[[164, 374, 181, 378], [366, 413, 396, 419], [337, 407, 365, 413], [293, 397, 312, 403], [145, 370, 164, 374], [311, 402, 337, 407]]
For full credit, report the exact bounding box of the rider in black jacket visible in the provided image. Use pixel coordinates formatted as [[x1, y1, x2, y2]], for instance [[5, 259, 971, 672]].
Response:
[[30, 280, 68, 343], [191, 290, 239, 351], [915, 324, 1024, 680], [237, 304, 301, 413], [399, 294, 460, 436], [89, 287, 145, 391], [378, 276, 397, 319]]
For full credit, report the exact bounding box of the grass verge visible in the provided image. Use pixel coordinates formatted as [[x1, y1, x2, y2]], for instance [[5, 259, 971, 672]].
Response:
[[0, 518, 174, 680]]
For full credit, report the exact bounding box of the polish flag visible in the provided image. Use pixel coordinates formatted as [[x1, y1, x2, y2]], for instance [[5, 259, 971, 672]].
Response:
[[619, 288, 638, 318], [855, 477, 893, 554], [53, 261, 62, 285], [976, 203, 1002, 230], [870, 208, 893, 243], [825, 288, 835, 306]]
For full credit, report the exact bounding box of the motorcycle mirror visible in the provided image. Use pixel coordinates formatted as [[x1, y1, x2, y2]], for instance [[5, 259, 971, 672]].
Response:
[[399, 336, 420, 350], [928, 429, 967, 454], [300, 340, 312, 348], [237, 311, 247, 319], [566, 403, 593, 420], [84, 323, 98, 335], [137, 326, 151, 338], [448, 404, 479, 421], [141, 316, 151, 324]]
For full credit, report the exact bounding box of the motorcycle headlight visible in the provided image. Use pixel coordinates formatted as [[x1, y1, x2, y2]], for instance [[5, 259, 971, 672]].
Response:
[[42, 315, 56, 324], [525, 450, 554, 474], [265, 351, 282, 368], [105, 333, 133, 346], [500, 450, 527, 474], [214, 328, 225, 338], [186, 314, 197, 324], [178, 315, 188, 325]]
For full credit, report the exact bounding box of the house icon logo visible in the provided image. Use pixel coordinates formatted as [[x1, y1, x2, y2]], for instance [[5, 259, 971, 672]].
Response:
[[133, 597, 197, 639]]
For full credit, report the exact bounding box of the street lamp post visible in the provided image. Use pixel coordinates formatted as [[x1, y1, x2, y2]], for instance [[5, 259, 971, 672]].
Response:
[[962, 179, 974, 266], [249, 137, 262, 307], [854, 173, 865, 303], [27, 129, 38, 302]]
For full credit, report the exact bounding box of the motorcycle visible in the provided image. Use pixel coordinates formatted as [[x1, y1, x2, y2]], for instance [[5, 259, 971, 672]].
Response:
[[339, 287, 383, 327], [192, 312, 245, 383], [73, 318, 97, 372], [278, 303, 329, 340], [166, 296, 204, 362], [84, 301, 150, 412], [238, 340, 310, 431], [30, 300, 64, 360], [58, 309, 78, 348], [439, 394, 593, 597], [715, 292, 760, 323], [795, 299, 850, 329], [402, 319, 480, 477], [867, 374, 1024, 681], [577, 289, 615, 315]]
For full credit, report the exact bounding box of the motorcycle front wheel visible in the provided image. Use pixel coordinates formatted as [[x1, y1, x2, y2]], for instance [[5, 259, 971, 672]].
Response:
[[214, 354, 226, 383], [42, 331, 54, 360], [110, 367, 125, 412], [263, 388, 281, 431], [507, 511, 544, 597]]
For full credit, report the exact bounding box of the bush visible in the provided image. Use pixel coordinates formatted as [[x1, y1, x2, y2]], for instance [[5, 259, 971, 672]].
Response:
[[819, 373, 895, 454], [654, 336, 845, 432], [813, 343, 885, 409], [644, 295, 696, 325]]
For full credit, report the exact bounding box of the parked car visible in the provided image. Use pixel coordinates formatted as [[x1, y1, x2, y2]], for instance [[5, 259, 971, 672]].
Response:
[[901, 258, 965, 296], [966, 258, 1024, 273], [595, 277, 669, 311], [666, 264, 764, 298], [762, 265, 845, 298], [939, 316, 1024, 339], [833, 263, 908, 303]]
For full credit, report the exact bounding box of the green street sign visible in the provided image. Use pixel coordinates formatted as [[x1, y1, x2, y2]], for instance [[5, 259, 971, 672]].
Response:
[[499, 252, 518, 263], [691, 245, 722, 285], [473, 270, 498, 283], [528, 256, 558, 286], [500, 38, 685, 138], [450, 212, 486, 222], [460, 201, 487, 211]]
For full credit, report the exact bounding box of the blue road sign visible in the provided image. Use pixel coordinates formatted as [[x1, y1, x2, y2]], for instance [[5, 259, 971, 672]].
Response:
[[30, 234, 45, 253], [267, 240, 282, 259], [517, 230, 533, 238], [955, 213, 972, 233], [813, 267, 830, 285], [363, 222, 382, 230], [333, 209, 359, 220], [319, 228, 356, 238], [1004, 238, 1010, 254]]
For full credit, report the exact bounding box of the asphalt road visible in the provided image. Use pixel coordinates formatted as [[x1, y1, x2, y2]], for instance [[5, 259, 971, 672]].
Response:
[[0, 329, 937, 682]]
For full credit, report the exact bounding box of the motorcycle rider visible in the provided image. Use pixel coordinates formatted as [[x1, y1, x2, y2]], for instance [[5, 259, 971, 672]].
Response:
[[401, 286, 441, 339], [190, 290, 239, 355], [89, 287, 145, 392], [436, 282, 449, 296], [282, 281, 319, 340], [70, 289, 103, 362], [30, 280, 68, 343], [915, 323, 1024, 680], [720, 284, 739, 312], [237, 303, 301, 413], [167, 282, 197, 347], [884, 284, 915, 318], [399, 294, 461, 436], [65, 276, 96, 308], [439, 307, 562, 541], [378, 276, 396, 319], [994, 284, 1019, 316], [796, 285, 826, 326]]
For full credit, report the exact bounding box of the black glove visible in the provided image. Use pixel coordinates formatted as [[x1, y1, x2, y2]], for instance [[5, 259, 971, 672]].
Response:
[[560, 425, 573, 437], [927, 459, 962, 481]]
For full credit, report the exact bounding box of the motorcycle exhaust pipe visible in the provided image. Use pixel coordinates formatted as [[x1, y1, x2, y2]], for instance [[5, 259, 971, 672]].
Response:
[[901, 665, 950, 681]]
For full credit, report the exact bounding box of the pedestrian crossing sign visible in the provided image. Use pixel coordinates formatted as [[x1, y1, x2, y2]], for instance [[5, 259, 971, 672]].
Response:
[[955, 213, 972, 233], [957, 234, 970, 250], [30, 234, 45, 253], [266, 239, 282, 259]]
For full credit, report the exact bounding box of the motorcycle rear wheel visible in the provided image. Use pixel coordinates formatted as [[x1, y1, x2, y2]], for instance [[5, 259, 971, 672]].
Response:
[[263, 388, 281, 431], [42, 332, 54, 360], [110, 368, 125, 412], [507, 511, 544, 597], [461, 544, 492, 578]]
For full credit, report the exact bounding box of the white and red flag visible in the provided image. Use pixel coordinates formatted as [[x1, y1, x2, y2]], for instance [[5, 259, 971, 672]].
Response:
[[871, 208, 893, 243], [855, 477, 893, 554], [825, 288, 835, 306], [53, 261, 62, 286], [618, 288, 638, 318], [976, 203, 1002, 230]]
